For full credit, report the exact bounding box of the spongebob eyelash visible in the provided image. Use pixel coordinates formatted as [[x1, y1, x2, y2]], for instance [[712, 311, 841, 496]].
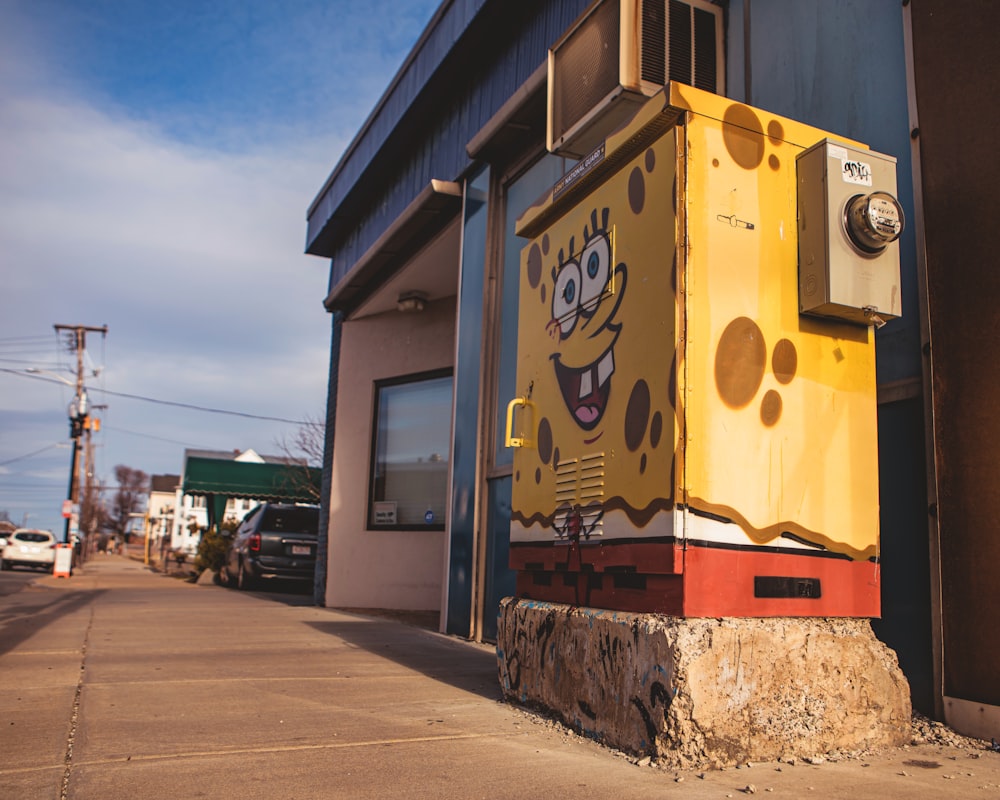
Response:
[[557, 208, 610, 278], [582, 207, 610, 242]]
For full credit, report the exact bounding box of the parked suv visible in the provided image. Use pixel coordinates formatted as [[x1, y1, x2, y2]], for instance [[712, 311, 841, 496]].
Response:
[[220, 503, 319, 590], [1, 529, 57, 571]]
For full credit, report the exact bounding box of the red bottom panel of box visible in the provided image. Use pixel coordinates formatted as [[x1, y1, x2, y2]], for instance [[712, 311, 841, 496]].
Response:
[[512, 542, 880, 617]]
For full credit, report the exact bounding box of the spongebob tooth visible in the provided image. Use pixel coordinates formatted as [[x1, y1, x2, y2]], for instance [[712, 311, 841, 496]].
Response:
[[579, 369, 593, 399], [597, 350, 614, 387]]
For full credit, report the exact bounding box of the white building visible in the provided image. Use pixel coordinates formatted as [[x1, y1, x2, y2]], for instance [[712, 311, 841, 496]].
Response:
[[146, 474, 179, 559], [169, 449, 286, 555]]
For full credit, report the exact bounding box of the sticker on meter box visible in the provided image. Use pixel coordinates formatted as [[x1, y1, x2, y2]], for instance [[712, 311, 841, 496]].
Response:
[[841, 159, 873, 187]]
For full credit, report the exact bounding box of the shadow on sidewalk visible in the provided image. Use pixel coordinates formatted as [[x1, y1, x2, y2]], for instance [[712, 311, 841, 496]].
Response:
[[212, 579, 316, 605], [0, 589, 104, 657], [303, 618, 502, 702]]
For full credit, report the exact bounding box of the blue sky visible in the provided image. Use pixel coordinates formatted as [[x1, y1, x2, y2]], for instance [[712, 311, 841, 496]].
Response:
[[0, 0, 441, 535]]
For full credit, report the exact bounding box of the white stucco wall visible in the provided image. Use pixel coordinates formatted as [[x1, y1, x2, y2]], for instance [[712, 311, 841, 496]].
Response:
[[325, 297, 456, 610]]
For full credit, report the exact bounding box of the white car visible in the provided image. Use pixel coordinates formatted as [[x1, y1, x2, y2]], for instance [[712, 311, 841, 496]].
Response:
[[1, 529, 57, 571]]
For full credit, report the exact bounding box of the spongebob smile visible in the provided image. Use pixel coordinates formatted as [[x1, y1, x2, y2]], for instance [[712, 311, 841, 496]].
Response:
[[552, 347, 615, 429]]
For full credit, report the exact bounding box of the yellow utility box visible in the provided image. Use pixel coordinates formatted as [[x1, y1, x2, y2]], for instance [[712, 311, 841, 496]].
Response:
[[508, 83, 902, 617]]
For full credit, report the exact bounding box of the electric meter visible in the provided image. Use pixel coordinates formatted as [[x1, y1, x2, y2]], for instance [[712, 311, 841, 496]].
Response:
[[797, 140, 903, 325], [844, 191, 904, 254]]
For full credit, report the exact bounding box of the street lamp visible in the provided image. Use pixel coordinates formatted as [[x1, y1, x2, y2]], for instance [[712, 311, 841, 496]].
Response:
[[25, 367, 75, 384]]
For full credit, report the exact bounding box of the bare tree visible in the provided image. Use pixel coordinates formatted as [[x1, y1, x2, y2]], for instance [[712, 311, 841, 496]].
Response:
[[285, 415, 324, 466], [79, 477, 108, 543], [107, 465, 149, 540], [276, 415, 324, 502]]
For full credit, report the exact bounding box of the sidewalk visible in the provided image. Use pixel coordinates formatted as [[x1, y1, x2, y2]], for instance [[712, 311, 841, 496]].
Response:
[[0, 554, 996, 799]]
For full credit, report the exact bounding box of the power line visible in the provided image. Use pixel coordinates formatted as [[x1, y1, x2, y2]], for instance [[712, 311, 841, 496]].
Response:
[[0, 368, 310, 425], [101, 425, 207, 448], [0, 335, 57, 344], [0, 368, 81, 391], [90, 387, 307, 424], [0, 442, 65, 467], [0, 358, 69, 367]]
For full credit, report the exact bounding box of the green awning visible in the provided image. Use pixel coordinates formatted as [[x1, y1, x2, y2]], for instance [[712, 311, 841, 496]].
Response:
[[181, 456, 321, 533], [181, 457, 321, 503]]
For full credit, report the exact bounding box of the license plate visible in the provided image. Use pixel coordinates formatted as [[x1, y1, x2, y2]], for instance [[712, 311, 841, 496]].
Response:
[[291, 545, 311, 556]]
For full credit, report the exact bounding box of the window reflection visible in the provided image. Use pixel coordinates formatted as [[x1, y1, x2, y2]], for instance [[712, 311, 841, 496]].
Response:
[[370, 372, 452, 528]]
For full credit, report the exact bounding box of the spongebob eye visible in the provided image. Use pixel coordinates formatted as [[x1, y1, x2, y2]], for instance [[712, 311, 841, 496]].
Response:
[[552, 261, 581, 337], [579, 233, 610, 312]]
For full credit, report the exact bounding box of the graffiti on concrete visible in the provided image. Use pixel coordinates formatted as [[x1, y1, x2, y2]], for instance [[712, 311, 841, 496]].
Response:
[[498, 598, 911, 766], [497, 599, 676, 752], [631, 680, 674, 747]]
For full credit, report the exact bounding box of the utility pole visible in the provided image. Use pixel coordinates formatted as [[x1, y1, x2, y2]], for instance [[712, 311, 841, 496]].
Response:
[[80, 403, 106, 562], [54, 324, 108, 556]]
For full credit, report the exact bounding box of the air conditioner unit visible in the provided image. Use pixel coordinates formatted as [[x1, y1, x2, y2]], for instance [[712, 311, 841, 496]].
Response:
[[548, 0, 724, 158]]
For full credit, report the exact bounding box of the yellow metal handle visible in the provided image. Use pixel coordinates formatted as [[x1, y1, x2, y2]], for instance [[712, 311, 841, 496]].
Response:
[[505, 397, 533, 448]]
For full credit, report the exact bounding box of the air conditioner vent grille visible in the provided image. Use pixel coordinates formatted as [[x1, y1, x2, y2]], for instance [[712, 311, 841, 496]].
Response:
[[640, 0, 666, 85], [692, 5, 718, 91], [548, 0, 723, 157], [668, 0, 693, 86], [551, 0, 622, 146]]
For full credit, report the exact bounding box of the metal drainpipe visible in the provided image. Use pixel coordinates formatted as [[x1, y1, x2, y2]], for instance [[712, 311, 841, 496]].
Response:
[[314, 309, 343, 607]]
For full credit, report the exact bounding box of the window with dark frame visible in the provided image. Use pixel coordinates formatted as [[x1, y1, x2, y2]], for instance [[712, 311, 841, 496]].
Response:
[[368, 369, 453, 530]]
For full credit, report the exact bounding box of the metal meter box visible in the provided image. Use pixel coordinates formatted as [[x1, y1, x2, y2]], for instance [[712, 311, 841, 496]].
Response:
[[797, 140, 903, 326], [509, 84, 884, 618]]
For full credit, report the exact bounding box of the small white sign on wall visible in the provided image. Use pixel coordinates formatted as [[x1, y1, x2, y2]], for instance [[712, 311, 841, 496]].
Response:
[[373, 501, 397, 525]]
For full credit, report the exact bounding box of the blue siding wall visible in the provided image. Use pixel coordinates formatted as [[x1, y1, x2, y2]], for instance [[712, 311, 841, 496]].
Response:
[[310, 2, 591, 292], [735, 0, 920, 383], [307, 0, 488, 248]]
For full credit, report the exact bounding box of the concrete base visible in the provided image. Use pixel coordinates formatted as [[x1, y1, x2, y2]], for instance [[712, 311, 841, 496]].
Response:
[[497, 598, 911, 768]]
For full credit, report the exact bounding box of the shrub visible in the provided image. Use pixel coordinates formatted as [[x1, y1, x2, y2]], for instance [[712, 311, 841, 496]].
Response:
[[194, 518, 237, 573]]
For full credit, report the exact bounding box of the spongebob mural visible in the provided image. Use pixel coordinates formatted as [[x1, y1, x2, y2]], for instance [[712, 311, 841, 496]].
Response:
[[508, 84, 898, 617]]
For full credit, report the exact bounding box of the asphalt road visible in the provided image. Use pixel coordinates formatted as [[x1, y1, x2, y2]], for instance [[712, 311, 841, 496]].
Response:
[[0, 555, 998, 799], [0, 564, 48, 595]]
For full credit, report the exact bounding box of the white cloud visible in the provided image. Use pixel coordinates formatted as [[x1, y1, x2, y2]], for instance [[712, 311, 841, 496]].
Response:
[[9, 50, 331, 272], [0, 5, 363, 531], [0, 0, 442, 534], [0, 88, 335, 342]]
